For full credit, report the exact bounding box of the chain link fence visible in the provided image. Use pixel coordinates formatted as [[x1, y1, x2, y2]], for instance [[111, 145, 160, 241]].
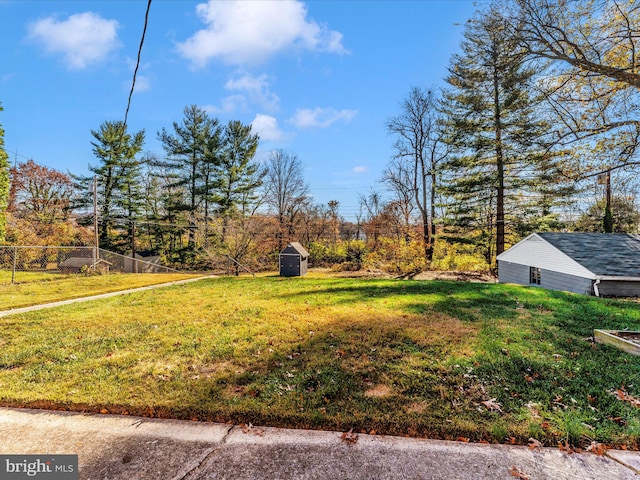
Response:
[[0, 246, 180, 284]]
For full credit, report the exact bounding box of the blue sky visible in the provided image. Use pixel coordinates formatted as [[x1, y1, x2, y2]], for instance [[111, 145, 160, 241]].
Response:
[[1, 0, 480, 220]]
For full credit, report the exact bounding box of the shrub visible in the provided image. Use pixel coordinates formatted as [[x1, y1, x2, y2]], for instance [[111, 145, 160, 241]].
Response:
[[308, 242, 348, 267], [364, 238, 426, 276], [431, 240, 490, 272]]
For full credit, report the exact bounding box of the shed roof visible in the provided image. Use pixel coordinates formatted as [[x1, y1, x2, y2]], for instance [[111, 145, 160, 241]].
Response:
[[59, 257, 113, 268], [536, 233, 640, 277], [280, 242, 309, 257]]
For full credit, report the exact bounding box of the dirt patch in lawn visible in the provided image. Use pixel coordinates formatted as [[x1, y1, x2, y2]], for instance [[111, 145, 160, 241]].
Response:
[[316, 268, 496, 283], [364, 385, 393, 398]]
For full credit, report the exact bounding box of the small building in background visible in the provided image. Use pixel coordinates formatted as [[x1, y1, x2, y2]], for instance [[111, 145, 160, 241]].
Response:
[[124, 251, 162, 273], [279, 242, 309, 277], [497, 232, 640, 296], [59, 257, 112, 274]]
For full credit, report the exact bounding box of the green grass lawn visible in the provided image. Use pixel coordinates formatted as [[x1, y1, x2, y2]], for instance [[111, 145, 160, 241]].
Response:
[[1, 273, 640, 448], [0, 272, 202, 310]]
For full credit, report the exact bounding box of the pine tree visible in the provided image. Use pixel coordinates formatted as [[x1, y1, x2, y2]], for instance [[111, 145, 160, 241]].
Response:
[[76, 121, 145, 250], [0, 103, 8, 244], [440, 4, 570, 265], [158, 105, 221, 247], [215, 120, 264, 242]]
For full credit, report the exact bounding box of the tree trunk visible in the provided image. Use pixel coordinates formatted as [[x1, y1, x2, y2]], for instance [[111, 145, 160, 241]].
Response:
[[493, 68, 505, 258]]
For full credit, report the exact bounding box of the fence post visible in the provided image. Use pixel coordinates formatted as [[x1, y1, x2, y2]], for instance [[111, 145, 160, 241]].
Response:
[[11, 246, 17, 284]]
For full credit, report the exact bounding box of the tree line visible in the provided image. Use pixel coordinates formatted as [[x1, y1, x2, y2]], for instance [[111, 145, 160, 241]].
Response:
[[381, 0, 640, 270], [1, 0, 639, 274]]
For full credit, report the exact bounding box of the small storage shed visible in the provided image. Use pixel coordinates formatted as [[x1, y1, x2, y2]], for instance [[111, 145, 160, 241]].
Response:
[[497, 232, 640, 296], [279, 242, 309, 277], [59, 257, 112, 274]]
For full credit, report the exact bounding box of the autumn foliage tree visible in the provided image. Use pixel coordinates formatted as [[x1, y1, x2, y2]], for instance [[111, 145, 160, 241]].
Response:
[[6, 160, 87, 246], [8, 160, 73, 224]]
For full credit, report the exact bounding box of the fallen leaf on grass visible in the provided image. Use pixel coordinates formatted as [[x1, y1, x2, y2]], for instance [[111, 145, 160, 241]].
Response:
[[341, 428, 358, 445], [586, 441, 607, 456], [558, 440, 576, 454], [611, 388, 640, 408], [241, 423, 265, 436], [528, 438, 543, 450], [525, 402, 541, 418], [509, 465, 530, 479], [481, 398, 503, 413]]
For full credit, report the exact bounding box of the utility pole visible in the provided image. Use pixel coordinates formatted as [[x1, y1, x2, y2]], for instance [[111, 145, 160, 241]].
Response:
[[606, 168, 612, 212], [93, 176, 99, 269], [131, 220, 137, 273], [600, 168, 613, 233]]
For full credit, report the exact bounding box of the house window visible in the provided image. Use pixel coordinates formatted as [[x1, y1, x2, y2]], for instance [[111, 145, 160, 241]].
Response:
[[529, 267, 541, 285]]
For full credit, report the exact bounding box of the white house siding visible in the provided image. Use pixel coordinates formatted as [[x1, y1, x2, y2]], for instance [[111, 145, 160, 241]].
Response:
[[498, 260, 529, 285], [498, 260, 593, 295], [540, 269, 593, 295], [497, 234, 594, 279]]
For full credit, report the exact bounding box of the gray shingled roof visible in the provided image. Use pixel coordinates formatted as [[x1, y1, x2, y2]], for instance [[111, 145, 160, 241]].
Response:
[[537, 232, 640, 277], [281, 242, 309, 257], [59, 257, 113, 268]]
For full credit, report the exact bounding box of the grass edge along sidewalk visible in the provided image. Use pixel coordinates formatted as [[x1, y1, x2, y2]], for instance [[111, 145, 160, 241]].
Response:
[[0, 275, 214, 317], [1, 407, 640, 480]]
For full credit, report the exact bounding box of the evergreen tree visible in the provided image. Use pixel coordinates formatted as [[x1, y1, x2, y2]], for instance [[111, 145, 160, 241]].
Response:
[[0, 103, 8, 243], [574, 196, 640, 233], [158, 105, 221, 247], [215, 120, 264, 242], [77, 121, 145, 249], [440, 4, 570, 264]]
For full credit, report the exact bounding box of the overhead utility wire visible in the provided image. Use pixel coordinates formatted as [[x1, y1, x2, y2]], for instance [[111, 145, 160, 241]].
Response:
[[122, 0, 152, 133]]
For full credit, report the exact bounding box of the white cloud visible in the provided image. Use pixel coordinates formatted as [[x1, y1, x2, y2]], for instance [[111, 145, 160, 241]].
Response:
[[203, 95, 248, 115], [207, 73, 279, 115], [352, 166, 368, 174], [251, 114, 286, 142], [225, 73, 279, 111], [123, 57, 151, 93], [132, 75, 151, 93], [290, 107, 358, 129], [177, 0, 347, 67], [28, 12, 120, 69]]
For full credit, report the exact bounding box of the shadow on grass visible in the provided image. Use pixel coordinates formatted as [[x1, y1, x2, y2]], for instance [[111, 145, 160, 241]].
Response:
[[4, 278, 640, 447]]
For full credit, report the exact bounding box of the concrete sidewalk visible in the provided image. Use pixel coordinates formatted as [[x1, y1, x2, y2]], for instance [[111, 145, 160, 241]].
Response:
[[0, 275, 215, 318], [0, 408, 638, 480]]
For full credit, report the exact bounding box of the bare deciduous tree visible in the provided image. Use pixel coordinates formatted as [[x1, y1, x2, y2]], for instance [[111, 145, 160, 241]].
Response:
[[386, 87, 448, 261], [263, 149, 309, 249]]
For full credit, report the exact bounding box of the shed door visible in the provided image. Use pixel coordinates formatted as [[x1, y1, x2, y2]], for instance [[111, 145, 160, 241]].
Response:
[[281, 254, 300, 276]]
